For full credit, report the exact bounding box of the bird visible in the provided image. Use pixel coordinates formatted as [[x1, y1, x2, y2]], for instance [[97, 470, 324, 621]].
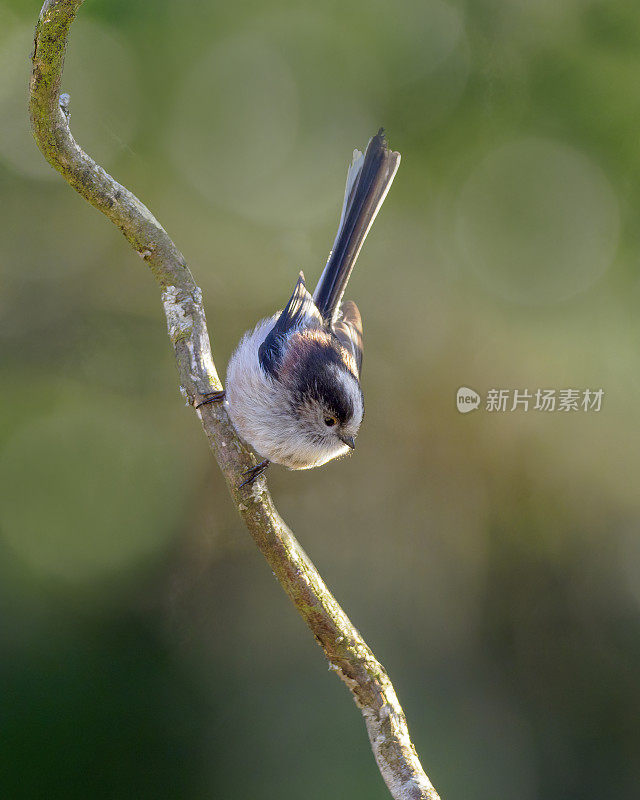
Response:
[[198, 129, 400, 486]]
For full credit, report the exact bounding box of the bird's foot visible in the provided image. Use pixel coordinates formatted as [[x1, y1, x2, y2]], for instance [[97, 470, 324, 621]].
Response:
[[195, 390, 226, 408], [239, 459, 270, 488]]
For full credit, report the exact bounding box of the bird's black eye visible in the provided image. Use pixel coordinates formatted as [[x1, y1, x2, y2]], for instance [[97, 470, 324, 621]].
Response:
[[324, 416, 337, 427]]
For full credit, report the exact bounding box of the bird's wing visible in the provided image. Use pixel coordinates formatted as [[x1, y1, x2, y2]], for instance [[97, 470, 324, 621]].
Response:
[[258, 272, 323, 378], [332, 300, 363, 377]]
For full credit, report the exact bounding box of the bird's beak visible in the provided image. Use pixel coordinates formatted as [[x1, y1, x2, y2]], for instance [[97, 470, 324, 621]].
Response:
[[340, 434, 356, 450]]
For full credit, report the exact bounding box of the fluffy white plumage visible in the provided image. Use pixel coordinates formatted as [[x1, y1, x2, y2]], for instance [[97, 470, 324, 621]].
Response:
[[226, 314, 363, 469]]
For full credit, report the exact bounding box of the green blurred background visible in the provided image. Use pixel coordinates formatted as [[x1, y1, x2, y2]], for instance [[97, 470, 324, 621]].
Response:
[[2, 1, 639, 797]]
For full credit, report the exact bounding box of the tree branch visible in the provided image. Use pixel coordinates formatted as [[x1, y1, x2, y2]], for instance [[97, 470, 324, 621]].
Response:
[[29, 3, 441, 798]]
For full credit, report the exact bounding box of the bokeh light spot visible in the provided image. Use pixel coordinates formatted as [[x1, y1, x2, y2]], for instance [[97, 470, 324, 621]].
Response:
[[0, 20, 139, 180], [0, 405, 184, 583], [168, 25, 374, 226], [168, 33, 298, 216], [455, 139, 620, 304]]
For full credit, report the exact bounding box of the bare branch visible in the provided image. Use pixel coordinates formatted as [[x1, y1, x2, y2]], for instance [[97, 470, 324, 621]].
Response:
[[29, 3, 442, 798]]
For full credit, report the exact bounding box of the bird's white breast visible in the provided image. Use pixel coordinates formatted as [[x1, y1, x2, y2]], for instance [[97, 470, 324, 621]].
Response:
[[225, 316, 350, 469]]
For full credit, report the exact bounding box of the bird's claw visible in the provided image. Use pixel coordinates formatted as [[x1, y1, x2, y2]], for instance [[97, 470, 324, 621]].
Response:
[[238, 459, 270, 488], [195, 390, 226, 408]]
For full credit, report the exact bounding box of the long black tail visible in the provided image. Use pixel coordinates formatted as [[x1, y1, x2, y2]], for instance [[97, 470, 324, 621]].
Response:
[[313, 129, 400, 324]]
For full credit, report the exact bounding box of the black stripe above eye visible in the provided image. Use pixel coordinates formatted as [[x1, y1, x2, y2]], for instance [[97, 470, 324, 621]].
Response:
[[290, 340, 357, 424]]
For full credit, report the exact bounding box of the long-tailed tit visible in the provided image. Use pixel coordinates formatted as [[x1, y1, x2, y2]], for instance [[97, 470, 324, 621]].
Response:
[[199, 130, 400, 485]]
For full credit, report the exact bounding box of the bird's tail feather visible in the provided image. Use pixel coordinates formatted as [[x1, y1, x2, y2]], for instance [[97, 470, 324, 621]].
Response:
[[313, 129, 400, 323]]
